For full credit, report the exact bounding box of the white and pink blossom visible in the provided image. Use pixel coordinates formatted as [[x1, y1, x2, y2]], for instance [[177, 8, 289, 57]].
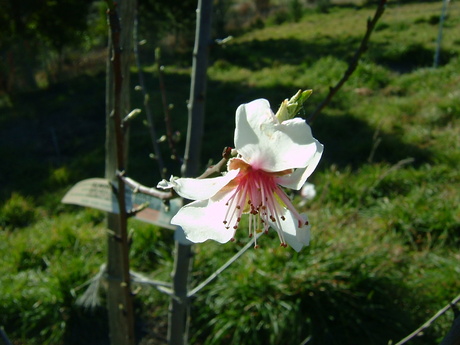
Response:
[[158, 99, 323, 251]]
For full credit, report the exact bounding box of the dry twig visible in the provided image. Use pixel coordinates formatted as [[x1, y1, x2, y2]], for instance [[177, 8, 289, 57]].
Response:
[[308, 0, 387, 123]]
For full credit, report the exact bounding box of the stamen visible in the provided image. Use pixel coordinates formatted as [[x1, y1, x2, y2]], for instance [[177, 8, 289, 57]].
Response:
[[223, 159, 307, 247], [223, 182, 248, 230], [274, 186, 305, 227]]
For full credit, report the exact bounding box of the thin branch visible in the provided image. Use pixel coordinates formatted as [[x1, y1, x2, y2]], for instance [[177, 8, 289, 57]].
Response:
[[156, 50, 179, 161], [119, 146, 231, 200], [187, 232, 262, 298], [133, 12, 166, 178], [127, 202, 150, 217], [370, 157, 414, 189], [357, 157, 414, 208], [118, 170, 175, 200], [392, 293, 460, 345], [196, 147, 232, 179], [308, 0, 387, 123], [130, 270, 172, 288]]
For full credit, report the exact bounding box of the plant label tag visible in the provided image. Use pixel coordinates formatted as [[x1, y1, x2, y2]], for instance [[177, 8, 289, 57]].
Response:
[[61, 178, 181, 230]]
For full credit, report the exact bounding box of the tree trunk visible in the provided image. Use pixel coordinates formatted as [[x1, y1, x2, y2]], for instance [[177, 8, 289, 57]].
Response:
[[104, 0, 136, 344]]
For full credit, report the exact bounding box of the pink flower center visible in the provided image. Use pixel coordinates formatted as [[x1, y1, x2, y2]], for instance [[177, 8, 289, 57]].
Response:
[[223, 158, 308, 247]]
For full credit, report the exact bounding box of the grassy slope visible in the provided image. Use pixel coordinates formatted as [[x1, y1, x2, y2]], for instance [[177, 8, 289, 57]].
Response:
[[1, 1, 459, 344]]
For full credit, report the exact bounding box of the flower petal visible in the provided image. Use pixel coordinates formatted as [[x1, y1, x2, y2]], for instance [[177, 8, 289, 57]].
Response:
[[157, 169, 239, 201], [171, 195, 237, 244], [270, 209, 310, 252], [235, 99, 321, 172], [276, 140, 324, 190]]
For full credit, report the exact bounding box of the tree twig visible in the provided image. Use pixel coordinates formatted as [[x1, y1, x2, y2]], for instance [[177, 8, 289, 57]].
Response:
[[308, 0, 387, 123], [196, 146, 232, 179], [118, 146, 231, 201], [156, 49, 179, 161], [118, 170, 175, 200], [133, 11, 166, 178]]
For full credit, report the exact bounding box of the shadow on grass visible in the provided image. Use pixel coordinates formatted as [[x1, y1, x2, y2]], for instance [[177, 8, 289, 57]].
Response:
[[213, 36, 456, 73], [0, 72, 106, 201], [212, 36, 360, 70], [0, 60, 434, 205], [312, 111, 432, 168], [3, 33, 452, 203], [63, 306, 109, 345], [368, 42, 457, 73], [299, 276, 438, 345], [192, 264, 438, 345]]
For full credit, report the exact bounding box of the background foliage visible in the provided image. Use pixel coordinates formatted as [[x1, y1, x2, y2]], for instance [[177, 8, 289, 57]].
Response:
[[0, 0, 459, 344]]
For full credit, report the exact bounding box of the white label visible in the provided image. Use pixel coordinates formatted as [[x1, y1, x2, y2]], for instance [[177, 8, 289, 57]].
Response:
[[61, 178, 181, 230]]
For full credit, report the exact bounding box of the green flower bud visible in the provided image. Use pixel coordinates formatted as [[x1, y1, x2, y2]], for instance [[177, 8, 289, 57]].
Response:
[[275, 89, 312, 121]]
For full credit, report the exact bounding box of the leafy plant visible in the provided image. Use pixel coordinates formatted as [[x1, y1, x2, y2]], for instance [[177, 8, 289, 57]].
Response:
[[0, 193, 37, 229]]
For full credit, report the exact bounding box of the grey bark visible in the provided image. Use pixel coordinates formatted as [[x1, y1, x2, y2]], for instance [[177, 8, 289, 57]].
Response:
[[167, 1, 213, 345]]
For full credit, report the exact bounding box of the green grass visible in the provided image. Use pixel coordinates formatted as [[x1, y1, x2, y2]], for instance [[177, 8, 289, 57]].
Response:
[[1, 1, 460, 344]]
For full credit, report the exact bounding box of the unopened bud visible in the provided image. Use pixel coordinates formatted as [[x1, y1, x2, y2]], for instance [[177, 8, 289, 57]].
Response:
[[123, 108, 141, 124], [275, 89, 312, 121]]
